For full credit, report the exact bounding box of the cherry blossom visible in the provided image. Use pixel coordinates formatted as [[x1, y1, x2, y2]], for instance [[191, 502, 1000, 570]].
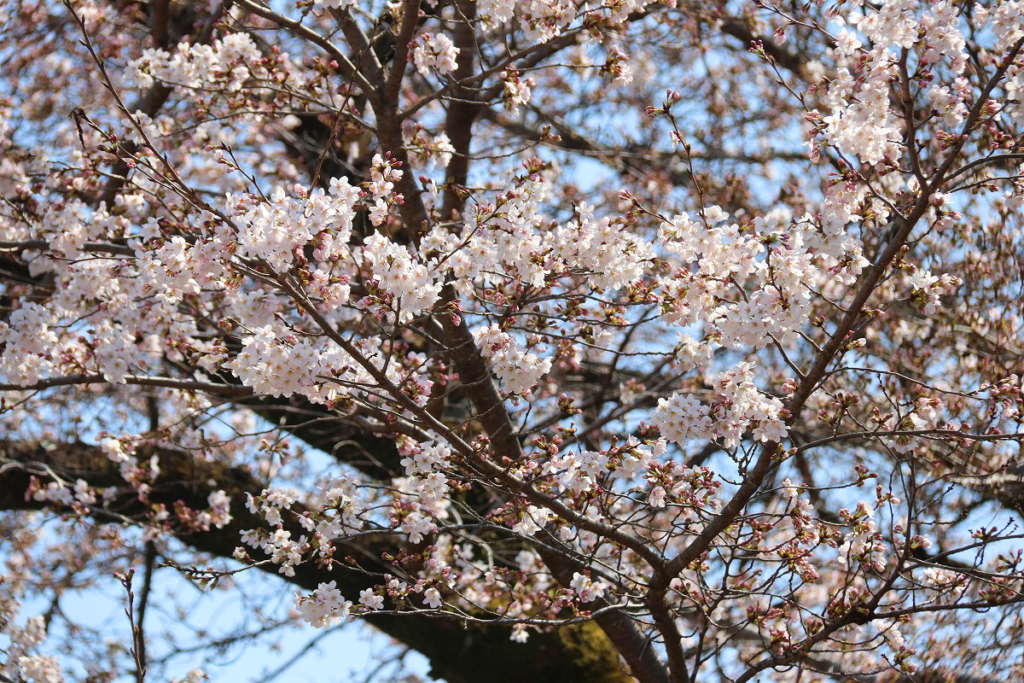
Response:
[[2, 1, 1024, 681]]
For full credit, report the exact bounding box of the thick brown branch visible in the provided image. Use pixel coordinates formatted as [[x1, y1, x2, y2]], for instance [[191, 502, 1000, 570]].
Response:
[[0, 440, 633, 683]]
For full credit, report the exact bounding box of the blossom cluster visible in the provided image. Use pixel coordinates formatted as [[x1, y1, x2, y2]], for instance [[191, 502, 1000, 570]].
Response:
[[232, 177, 360, 273], [654, 362, 787, 448], [819, 1, 968, 166], [473, 325, 552, 396], [128, 33, 269, 92], [1, 612, 63, 683], [412, 33, 459, 77]]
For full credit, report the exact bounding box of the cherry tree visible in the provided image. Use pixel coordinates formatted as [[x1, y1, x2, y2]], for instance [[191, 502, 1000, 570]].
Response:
[[2, 0, 1024, 681]]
